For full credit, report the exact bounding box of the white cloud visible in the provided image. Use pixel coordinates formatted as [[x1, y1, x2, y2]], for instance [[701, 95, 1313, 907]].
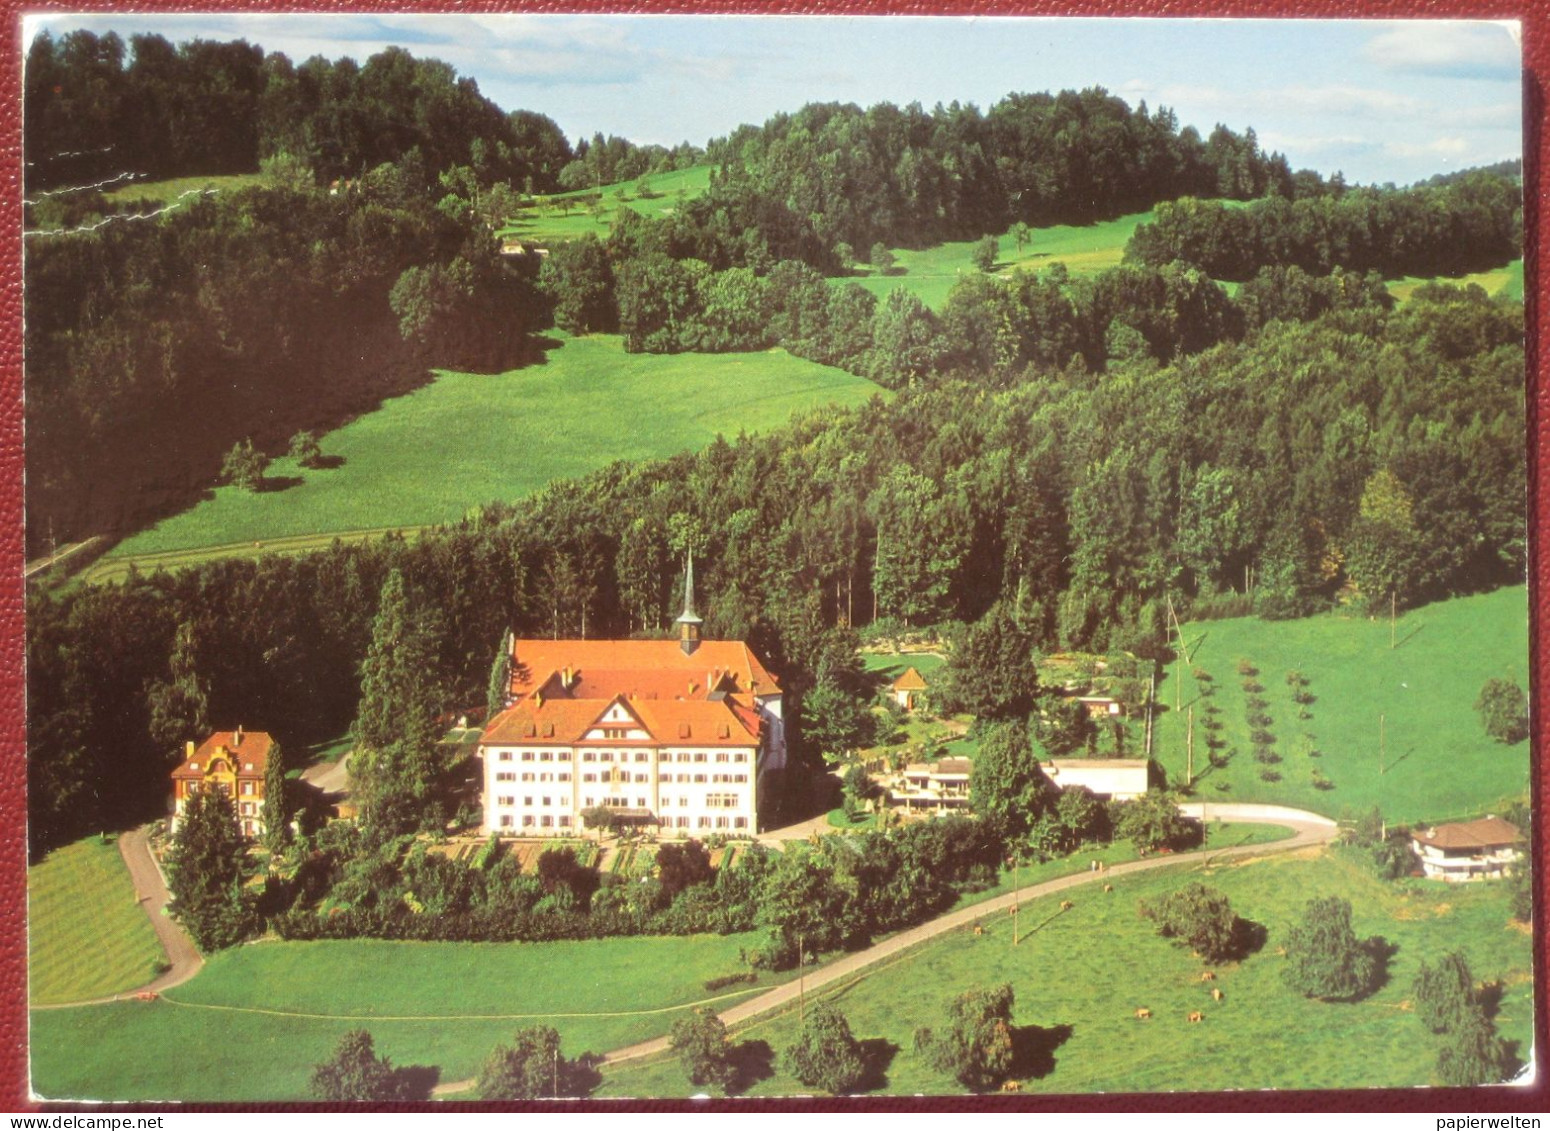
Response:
[[1364, 22, 1519, 81]]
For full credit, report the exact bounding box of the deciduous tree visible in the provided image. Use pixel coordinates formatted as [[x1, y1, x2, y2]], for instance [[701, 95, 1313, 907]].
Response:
[[670, 1007, 737, 1092], [477, 1026, 591, 1099], [913, 983, 1016, 1091], [1475, 678, 1528, 745], [784, 1003, 867, 1094], [1281, 896, 1381, 1002]]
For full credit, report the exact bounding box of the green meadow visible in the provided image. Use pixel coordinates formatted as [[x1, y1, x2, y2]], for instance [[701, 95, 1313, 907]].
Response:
[[1387, 258, 1524, 304], [1153, 586, 1531, 824], [599, 849, 1533, 1096], [504, 165, 715, 244], [28, 837, 164, 1006], [847, 210, 1158, 310], [92, 334, 879, 576], [29, 933, 784, 1101], [103, 172, 266, 204]]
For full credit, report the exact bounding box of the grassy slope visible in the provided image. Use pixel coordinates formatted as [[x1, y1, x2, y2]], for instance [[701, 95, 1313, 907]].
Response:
[[1387, 259, 1524, 303], [504, 165, 715, 244], [1153, 587, 1531, 823], [600, 850, 1533, 1096], [29, 933, 784, 1101], [846, 210, 1156, 310], [28, 827, 1291, 1101], [28, 838, 163, 1006], [103, 172, 266, 204], [99, 335, 879, 564]]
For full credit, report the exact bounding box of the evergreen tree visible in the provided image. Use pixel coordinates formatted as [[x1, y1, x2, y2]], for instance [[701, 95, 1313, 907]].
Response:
[[968, 721, 1052, 840], [486, 629, 513, 721], [351, 570, 447, 839], [261, 739, 289, 854], [165, 788, 253, 951], [146, 621, 210, 758]]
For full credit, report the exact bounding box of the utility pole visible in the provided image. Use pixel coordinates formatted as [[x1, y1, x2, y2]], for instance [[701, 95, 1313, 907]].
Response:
[[1166, 594, 1183, 711], [798, 932, 806, 1026], [1012, 851, 1020, 945], [1186, 705, 1194, 788], [1145, 671, 1156, 759], [1390, 591, 1397, 650]]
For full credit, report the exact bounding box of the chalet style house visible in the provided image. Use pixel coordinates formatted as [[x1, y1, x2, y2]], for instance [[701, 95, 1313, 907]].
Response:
[[478, 560, 785, 836], [170, 728, 273, 838], [1410, 816, 1525, 882], [890, 666, 929, 711]]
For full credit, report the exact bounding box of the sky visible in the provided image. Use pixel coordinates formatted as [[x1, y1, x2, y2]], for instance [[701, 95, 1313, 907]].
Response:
[[25, 14, 1523, 186]]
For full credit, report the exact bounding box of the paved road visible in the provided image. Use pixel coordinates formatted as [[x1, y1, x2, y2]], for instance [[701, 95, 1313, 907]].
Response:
[[601, 803, 1338, 1067], [31, 825, 204, 1010]]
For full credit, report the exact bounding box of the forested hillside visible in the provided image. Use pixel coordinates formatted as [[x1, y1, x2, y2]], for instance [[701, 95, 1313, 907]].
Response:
[[23, 34, 1525, 859], [27, 287, 1523, 856]]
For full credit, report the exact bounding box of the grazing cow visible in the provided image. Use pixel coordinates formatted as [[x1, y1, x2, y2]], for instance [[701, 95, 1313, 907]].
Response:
[[1187, 1011, 1204, 1023], [1103, 883, 1114, 893], [1201, 971, 1217, 982], [1001, 1080, 1022, 1093], [1211, 987, 1224, 1002], [1134, 1007, 1152, 1020], [1060, 899, 1074, 911], [973, 925, 984, 937]]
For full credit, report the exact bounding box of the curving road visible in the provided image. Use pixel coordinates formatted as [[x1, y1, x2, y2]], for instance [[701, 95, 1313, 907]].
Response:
[[31, 824, 204, 1010], [600, 803, 1338, 1067]]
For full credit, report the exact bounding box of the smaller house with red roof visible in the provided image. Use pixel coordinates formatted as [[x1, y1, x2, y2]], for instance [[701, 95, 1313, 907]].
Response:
[[890, 666, 929, 711], [1410, 816, 1525, 882], [170, 727, 273, 839]]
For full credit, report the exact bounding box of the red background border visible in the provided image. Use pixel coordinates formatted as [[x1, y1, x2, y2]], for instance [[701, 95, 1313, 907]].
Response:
[[0, 0, 1542, 1114]]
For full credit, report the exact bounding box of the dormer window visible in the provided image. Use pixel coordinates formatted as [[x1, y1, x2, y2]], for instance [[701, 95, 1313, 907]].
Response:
[[189, 763, 199, 772]]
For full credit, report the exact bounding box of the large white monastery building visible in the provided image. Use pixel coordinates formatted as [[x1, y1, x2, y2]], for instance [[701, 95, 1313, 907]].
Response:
[[478, 561, 785, 836]]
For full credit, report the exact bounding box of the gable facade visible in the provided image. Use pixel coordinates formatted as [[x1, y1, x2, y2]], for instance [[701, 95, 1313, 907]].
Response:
[[170, 728, 272, 838]]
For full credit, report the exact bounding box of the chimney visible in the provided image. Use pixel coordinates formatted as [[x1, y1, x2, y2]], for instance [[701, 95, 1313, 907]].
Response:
[[234, 725, 244, 745], [185, 740, 195, 760]]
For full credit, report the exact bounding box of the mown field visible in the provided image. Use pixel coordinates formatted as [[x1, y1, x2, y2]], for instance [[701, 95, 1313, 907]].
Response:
[[599, 848, 1533, 1096], [1152, 586, 1531, 824], [29, 933, 785, 1102], [504, 165, 715, 244], [1388, 258, 1524, 303], [29, 823, 1291, 1100], [28, 837, 164, 1006], [845, 210, 1158, 310], [93, 334, 880, 574], [103, 171, 266, 204]]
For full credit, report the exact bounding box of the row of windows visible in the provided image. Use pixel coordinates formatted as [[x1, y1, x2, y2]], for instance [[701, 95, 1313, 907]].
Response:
[[661, 796, 750, 810], [495, 771, 572, 783], [495, 749, 750, 765], [495, 769, 748, 785], [705, 793, 742, 809], [497, 814, 576, 829], [493, 814, 746, 830]]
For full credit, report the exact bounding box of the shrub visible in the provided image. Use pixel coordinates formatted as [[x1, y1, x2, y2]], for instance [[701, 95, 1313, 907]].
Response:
[[670, 1008, 737, 1091]]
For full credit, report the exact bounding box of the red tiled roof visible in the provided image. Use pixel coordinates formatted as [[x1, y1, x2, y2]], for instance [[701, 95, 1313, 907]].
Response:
[[1413, 817, 1524, 850], [481, 694, 758, 748], [509, 639, 780, 699], [171, 730, 273, 780], [892, 666, 929, 691]]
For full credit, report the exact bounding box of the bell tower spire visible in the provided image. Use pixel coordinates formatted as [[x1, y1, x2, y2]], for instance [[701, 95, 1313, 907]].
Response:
[[675, 553, 703, 656]]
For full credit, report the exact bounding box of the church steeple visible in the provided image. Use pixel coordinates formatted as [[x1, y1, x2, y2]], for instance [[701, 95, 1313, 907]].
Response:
[[675, 553, 703, 656]]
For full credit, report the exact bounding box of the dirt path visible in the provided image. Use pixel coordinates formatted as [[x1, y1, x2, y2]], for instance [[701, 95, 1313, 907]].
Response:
[[31, 825, 204, 1010], [601, 804, 1338, 1067]]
